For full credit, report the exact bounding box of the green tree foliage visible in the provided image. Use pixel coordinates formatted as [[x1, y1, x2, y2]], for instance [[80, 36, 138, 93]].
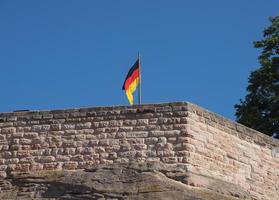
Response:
[[235, 16, 279, 139]]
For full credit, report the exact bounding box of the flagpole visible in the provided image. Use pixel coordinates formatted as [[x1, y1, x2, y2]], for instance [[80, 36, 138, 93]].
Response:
[[138, 52, 142, 105]]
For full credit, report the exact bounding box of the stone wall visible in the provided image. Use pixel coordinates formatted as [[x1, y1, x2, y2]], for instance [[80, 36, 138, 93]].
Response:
[[185, 103, 279, 200], [0, 102, 278, 199]]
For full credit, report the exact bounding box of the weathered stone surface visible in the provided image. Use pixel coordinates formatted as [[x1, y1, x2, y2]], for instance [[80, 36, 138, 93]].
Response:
[[0, 102, 278, 200], [1, 162, 247, 200]]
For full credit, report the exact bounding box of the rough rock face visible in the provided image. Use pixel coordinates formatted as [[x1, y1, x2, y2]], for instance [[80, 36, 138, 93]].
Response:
[[0, 162, 250, 200]]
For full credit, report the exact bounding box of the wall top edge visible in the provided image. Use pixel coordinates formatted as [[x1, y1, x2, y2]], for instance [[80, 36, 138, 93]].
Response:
[[0, 101, 278, 147], [186, 102, 279, 148], [0, 102, 189, 116]]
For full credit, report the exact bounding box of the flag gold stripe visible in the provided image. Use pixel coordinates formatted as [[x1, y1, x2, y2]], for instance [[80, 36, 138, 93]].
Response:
[[125, 77, 139, 105]]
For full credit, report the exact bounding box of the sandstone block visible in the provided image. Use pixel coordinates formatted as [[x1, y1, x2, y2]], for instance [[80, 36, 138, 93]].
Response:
[[120, 143, 131, 151], [99, 121, 109, 127], [36, 156, 56, 163], [157, 150, 175, 157], [24, 132, 39, 138], [100, 153, 109, 158], [104, 127, 119, 134], [148, 118, 158, 124], [76, 122, 91, 129], [95, 128, 106, 134], [99, 139, 119, 146], [161, 157, 178, 163], [44, 162, 60, 170], [167, 137, 177, 143], [147, 125, 160, 130], [158, 137, 167, 144], [176, 151, 191, 156], [126, 131, 148, 138], [62, 140, 77, 148], [78, 129, 94, 134], [100, 158, 113, 164], [150, 131, 164, 137], [164, 130, 181, 137], [1, 145, 9, 151], [64, 148, 76, 155], [63, 161, 78, 170], [11, 132, 24, 139], [1, 151, 12, 158], [0, 134, 5, 140], [82, 147, 94, 154], [27, 120, 40, 125], [133, 126, 147, 131], [91, 122, 99, 128], [123, 120, 137, 126], [145, 150, 157, 157], [42, 113, 53, 119], [2, 127, 16, 134], [62, 124, 75, 130], [54, 113, 69, 119], [137, 119, 149, 125], [132, 144, 147, 150], [56, 155, 71, 162], [108, 120, 123, 127], [78, 147, 94, 154], [71, 155, 84, 161], [20, 157, 34, 163], [116, 132, 126, 138], [20, 138, 32, 145], [173, 124, 187, 129], [119, 151, 137, 158], [119, 126, 133, 132], [32, 114, 42, 120], [126, 138, 145, 144], [50, 124, 61, 131], [64, 130, 77, 135], [6, 116, 17, 122], [12, 139, 19, 144], [89, 140, 99, 146], [22, 127, 31, 133], [109, 152, 117, 159], [86, 135, 97, 140], [145, 137, 159, 144], [115, 158, 129, 163], [30, 163, 44, 171], [32, 125, 50, 131], [70, 112, 87, 118], [95, 147, 106, 153], [17, 151, 31, 158], [105, 145, 121, 152], [0, 165, 7, 171], [0, 171, 7, 178], [84, 154, 99, 160], [75, 134, 86, 141], [146, 157, 160, 162], [5, 158, 19, 164], [0, 122, 13, 128], [78, 161, 95, 168]]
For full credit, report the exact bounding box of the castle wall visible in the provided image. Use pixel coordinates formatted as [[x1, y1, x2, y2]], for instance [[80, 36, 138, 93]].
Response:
[[0, 102, 278, 199], [185, 103, 279, 200], [0, 103, 189, 176]]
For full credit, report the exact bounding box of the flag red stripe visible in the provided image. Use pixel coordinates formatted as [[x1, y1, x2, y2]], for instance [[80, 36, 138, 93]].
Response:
[[124, 68, 139, 90]]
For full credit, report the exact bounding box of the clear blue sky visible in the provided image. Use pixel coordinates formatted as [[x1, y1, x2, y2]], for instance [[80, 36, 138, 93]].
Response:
[[0, 1, 278, 120]]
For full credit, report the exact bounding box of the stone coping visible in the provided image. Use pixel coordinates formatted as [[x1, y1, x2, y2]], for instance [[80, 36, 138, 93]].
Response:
[[0, 101, 278, 148]]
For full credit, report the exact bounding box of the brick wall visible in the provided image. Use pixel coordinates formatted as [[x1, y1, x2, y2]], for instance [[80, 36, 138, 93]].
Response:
[[0, 102, 278, 199]]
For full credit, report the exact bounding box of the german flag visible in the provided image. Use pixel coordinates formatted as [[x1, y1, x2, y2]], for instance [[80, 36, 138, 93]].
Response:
[[122, 59, 140, 105]]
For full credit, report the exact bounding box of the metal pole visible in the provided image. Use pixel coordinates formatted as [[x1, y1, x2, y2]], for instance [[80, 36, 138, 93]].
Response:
[[138, 52, 142, 105]]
